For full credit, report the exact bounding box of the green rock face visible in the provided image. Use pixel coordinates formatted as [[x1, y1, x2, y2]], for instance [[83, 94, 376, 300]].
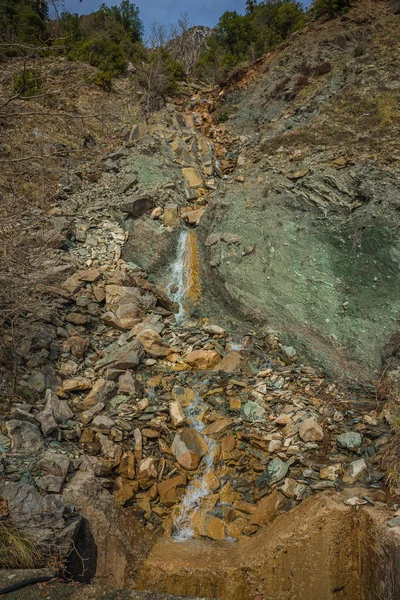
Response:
[[337, 432, 363, 451]]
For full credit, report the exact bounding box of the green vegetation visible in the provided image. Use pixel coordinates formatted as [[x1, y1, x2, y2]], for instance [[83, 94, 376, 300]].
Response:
[[311, 0, 353, 19], [13, 68, 43, 98], [0, 521, 43, 569], [195, 0, 305, 82]]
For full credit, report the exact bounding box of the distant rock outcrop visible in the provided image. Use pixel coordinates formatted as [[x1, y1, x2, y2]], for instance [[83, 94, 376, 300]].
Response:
[[168, 25, 213, 74]]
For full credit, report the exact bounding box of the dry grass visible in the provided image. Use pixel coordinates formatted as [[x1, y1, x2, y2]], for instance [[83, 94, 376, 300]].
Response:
[[379, 368, 400, 492], [0, 520, 43, 569]]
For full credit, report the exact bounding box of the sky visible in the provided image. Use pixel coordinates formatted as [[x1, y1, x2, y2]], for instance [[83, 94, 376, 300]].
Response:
[[62, 0, 252, 37]]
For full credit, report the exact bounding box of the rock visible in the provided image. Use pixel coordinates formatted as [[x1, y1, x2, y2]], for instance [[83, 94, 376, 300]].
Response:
[[337, 432, 363, 451], [81, 379, 116, 410], [256, 459, 289, 490], [0, 481, 81, 555], [35, 450, 70, 479], [250, 490, 284, 526], [78, 269, 101, 283], [37, 389, 73, 436], [113, 476, 138, 505], [181, 207, 206, 226], [63, 377, 92, 392], [97, 433, 122, 466], [6, 420, 45, 455], [121, 195, 153, 218], [169, 400, 186, 427], [118, 371, 142, 396], [80, 402, 105, 425], [203, 417, 232, 436], [280, 477, 298, 498], [116, 451, 136, 479], [137, 457, 158, 489], [182, 167, 202, 188], [103, 304, 144, 330], [268, 440, 282, 453], [205, 233, 220, 247], [157, 474, 187, 506], [119, 174, 138, 194], [242, 401, 266, 422], [320, 464, 342, 481], [63, 471, 154, 586], [36, 475, 64, 493], [192, 512, 225, 540], [172, 386, 194, 407], [298, 417, 324, 442], [92, 415, 116, 434], [203, 324, 225, 335], [95, 339, 144, 371], [185, 349, 220, 370], [213, 352, 241, 372], [282, 346, 297, 359], [137, 329, 171, 357], [387, 516, 400, 528], [163, 204, 180, 227], [171, 428, 208, 470], [342, 458, 367, 484], [151, 207, 163, 219]]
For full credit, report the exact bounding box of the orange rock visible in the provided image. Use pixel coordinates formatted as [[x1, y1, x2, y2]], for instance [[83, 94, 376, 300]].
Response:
[[157, 474, 187, 507], [213, 351, 242, 372], [171, 427, 208, 470], [185, 349, 220, 370], [137, 329, 171, 358], [192, 512, 225, 540], [249, 490, 284, 526]]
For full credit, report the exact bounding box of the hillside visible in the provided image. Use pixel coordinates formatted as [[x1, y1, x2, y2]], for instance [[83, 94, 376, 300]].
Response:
[[1, 1, 400, 600]]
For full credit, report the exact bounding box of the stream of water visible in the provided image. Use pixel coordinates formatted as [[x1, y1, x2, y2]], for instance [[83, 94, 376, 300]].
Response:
[[168, 229, 189, 322], [173, 392, 216, 541]]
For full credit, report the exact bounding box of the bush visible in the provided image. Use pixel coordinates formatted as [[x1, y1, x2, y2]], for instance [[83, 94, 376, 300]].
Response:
[[93, 69, 113, 91], [354, 45, 365, 57], [13, 69, 43, 98], [68, 35, 127, 75], [311, 0, 353, 19], [313, 60, 332, 75]]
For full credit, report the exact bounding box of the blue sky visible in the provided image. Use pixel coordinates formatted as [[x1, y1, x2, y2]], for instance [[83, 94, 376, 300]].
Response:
[[63, 1, 260, 37]]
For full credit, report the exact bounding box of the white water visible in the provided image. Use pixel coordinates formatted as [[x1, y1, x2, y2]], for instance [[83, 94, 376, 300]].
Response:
[[168, 229, 188, 322], [173, 392, 216, 541]]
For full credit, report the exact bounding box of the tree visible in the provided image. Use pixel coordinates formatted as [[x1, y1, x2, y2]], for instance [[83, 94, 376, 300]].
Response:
[[246, 0, 258, 13], [99, 1, 143, 43]]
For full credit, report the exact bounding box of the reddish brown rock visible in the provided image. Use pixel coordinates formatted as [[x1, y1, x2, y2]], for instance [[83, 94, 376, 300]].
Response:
[[171, 428, 208, 470]]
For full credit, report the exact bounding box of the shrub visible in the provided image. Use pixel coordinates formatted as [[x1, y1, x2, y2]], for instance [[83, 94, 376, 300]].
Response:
[[0, 521, 43, 569], [13, 69, 43, 99], [313, 60, 332, 75], [68, 35, 127, 75], [311, 0, 354, 19], [354, 45, 365, 57], [93, 70, 113, 91]]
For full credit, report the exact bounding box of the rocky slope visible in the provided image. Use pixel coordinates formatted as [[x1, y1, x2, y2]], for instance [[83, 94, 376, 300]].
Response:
[[199, 0, 400, 380], [1, 2, 400, 598]]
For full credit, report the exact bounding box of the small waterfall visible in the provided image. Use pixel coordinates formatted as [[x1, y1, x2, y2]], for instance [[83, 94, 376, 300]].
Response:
[[173, 392, 216, 540], [168, 229, 188, 321], [168, 229, 201, 322]]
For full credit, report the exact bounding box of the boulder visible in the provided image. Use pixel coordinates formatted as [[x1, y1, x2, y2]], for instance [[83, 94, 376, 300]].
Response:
[[95, 339, 144, 371], [192, 512, 225, 540], [0, 481, 80, 554], [337, 432, 363, 451], [118, 371, 143, 396], [121, 195, 153, 218], [137, 329, 171, 357], [35, 450, 70, 479], [63, 377, 92, 392], [137, 457, 158, 489], [181, 207, 206, 226], [6, 420, 45, 455], [256, 459, 289, 490], [298, 417, 324, 442], [157, 474, 187, 506], [185, 349, 220, 370], [203, 324, 225, 335], [80, 379, 116, 410], [171, 428, 208, 470], [213, 351, 242, 373], [169, 400, 186, 427], [182, 167, 202, 188], [203, 417, 232, 436], [163, 204, 180, 227], [63, 471, 154, 586], [342, 458, 367, 484], [37, 389, 73, 436]]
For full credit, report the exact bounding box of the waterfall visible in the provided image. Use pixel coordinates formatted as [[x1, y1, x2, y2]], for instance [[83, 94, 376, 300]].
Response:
[[173, 392, 216, 541], [168, 229, 189, 321], [168, 229, 201, 322]]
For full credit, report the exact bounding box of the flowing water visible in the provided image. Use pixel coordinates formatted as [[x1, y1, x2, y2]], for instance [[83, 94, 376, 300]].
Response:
[[168, 229, 201, 322], [168, 229, 189, 321], [173, 392, 217, 541]]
